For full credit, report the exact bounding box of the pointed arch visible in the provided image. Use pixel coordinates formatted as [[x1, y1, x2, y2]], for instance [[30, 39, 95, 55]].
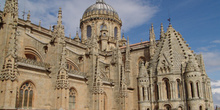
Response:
[[163, 78, 171, 100], [69, 87, 77, 110], [24, 47, 43, 62], [16, 81, 35, 109], [66, 58, 80, 71]]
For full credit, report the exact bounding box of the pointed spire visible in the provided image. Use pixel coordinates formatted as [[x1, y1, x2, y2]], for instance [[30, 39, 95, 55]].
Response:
[[160, 23, 165, 39], [57, 7, 62, 26], [39, 20, 41, 27], [149, 24, 156, 59], [27, 10, 31, 22], [127, 36, 130, 46]]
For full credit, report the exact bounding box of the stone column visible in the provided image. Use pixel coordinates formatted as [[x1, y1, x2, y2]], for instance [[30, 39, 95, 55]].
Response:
[[151, 84, 155, 101], [170, 81, 175, 100], [192, 82, 197, 98], [199, 82, 203, 98], [139, 86, 143, 101], [158, 82, 162, 101], [187, 82, 192, 99]]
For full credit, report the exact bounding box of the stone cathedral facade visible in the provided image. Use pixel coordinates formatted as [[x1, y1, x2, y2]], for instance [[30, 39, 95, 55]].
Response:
[[0, 0, 214, 110]]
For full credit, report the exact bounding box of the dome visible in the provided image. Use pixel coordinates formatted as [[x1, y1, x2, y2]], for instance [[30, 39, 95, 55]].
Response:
[[82, 0, 119, 19]]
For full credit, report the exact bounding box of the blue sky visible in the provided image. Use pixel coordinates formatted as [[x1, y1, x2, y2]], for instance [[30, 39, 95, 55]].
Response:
[[1, 0, 220, 106]]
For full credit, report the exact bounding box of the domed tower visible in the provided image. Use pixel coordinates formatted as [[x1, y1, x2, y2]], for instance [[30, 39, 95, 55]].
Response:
[[80, 0, 122, 51]]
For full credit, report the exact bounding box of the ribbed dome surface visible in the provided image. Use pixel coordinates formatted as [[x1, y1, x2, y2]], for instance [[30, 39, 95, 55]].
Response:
[[83, 1, 119, 19]]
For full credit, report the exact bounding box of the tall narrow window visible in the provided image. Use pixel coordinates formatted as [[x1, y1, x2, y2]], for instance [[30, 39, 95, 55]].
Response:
[[87, 25, 92, 38], [17, 82, 34, 109], [142, 87, 145, 100], [199, 106, 202, 110], [190, 82, 194, 98], [164, 79, 171, 100], [114, 27, 118, 38], [69, 88, 76, 110], [177, 80, 181, 98], [196, 82, 200, 97], [155, 83, 159, 100]]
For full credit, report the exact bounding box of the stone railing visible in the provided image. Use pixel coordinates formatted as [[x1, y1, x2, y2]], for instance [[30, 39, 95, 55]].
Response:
[[17, 57, 50, 70], [68, 69, 87, 77]]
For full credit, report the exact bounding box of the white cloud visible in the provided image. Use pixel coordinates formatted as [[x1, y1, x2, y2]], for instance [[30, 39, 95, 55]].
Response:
[[1, 0, 158, 38], [200, 51, 220, 73], [213, 40, 220, 44], [211, 80, 220, 107], [212, 80, 220, 88]]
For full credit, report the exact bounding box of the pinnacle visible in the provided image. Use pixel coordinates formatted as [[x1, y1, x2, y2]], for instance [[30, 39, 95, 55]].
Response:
[[57, 8, 62, 25]]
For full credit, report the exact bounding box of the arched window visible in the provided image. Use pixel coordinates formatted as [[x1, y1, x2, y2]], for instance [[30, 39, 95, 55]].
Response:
[[164, 104, 171, 110], [178, 106, 183, 110], [199, 106, 202, 110], [17, 82, 34, 109], [196, 82, 200, 97], [142, 87, 145, 100], [24, 47, 42, 61], [25, 54, 37, 60], [69, 88, 76, 110], [114, 27, 118, 38], [163, 78, 171, 100], [87, 25, 92, 38], [66, 60, 79, 71], [177, 79, 181, 98], [190, 82, 194, 98]]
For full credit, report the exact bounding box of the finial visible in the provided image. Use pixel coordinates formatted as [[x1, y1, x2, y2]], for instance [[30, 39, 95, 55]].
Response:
[[167, 18, 171, 24], [39, 20, 41, 26], [57, 7, 62, 25], [49, 25, 52, 30], [96, 0, 104, 3], [127, 36, 129, 45], [27, 10, 30, 21], [160, 23, 165, 39], [69, 34, 71, 38], [151, 23, 154, 33]]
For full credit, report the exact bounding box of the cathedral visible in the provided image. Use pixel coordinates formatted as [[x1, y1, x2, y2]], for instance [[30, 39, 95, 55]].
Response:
[[0, 0, 214, 110]]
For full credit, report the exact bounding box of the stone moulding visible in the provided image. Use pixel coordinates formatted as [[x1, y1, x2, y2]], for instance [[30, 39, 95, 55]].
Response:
[[17, 57, 50, 71]]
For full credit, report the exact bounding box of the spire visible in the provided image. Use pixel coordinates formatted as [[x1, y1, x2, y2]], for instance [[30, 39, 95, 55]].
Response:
[[51, 8, 65, 44], [57, 8, 62, 26], [160, 23, 165, 39], [149, 24, 156, 59], [150, 24, 156, 42]]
